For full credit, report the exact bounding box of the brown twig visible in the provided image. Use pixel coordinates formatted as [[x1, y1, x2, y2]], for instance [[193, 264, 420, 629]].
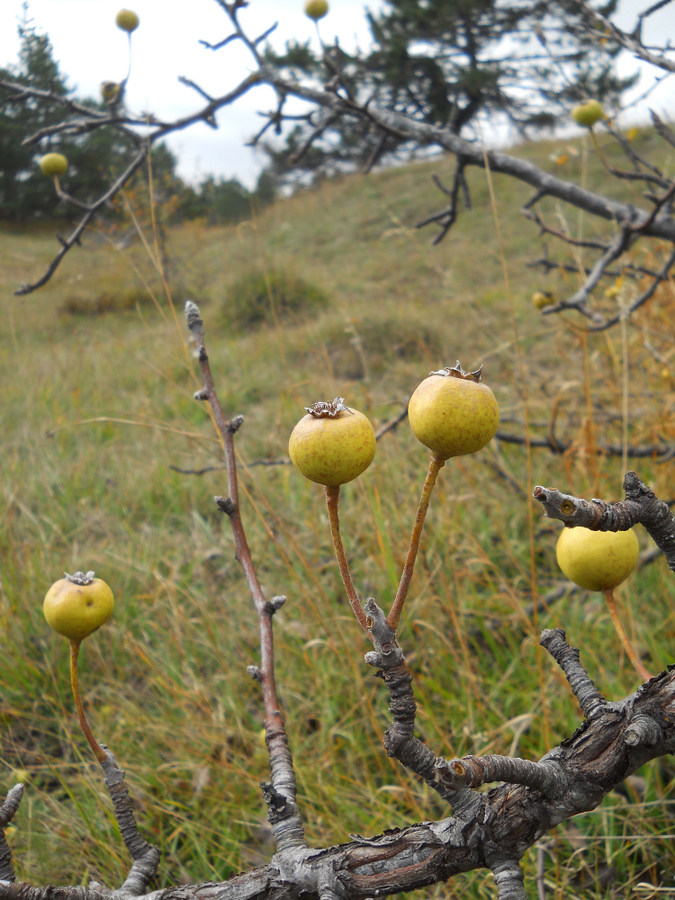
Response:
[[325, 486, 369, 633], [387, 454, 445, 630], [184, 300, 305, 851]]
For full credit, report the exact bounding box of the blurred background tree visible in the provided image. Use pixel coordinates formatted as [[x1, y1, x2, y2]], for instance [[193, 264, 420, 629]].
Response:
[[0, 9, 276, 224], [263, 0, 637, 188]]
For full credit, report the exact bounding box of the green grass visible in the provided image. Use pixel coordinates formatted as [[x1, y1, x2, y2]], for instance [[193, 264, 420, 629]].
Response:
[[1, 127, 674, 896]]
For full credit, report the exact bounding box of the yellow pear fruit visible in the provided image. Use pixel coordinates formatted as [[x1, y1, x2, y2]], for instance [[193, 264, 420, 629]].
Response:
[[304, 0, 329, 20], [532, 290, 554, 310], [289, 398, 375, 487], [44, 572, 114, 641], [408, 363, 499, 460], [39, 153, 68, 177], [116, 9, 139, 32], [556, 526, 639, 591], [572, 100, 604, 128]]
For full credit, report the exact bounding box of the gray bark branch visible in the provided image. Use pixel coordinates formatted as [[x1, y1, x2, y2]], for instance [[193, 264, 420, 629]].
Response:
[[533, 471, 675, 571], [4, 629, 675, 900]]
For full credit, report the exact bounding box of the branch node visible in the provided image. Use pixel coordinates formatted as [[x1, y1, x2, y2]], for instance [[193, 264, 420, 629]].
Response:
[[260, 781, 290, 823], [214, 495, 237, 515], [184, 299, 203, 331], [247, 665, 262, 682], [625, 714, 663, 746]]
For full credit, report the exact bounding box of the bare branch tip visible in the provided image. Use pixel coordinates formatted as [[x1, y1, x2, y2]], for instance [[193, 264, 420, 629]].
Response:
[[184, 300, 203, 330]]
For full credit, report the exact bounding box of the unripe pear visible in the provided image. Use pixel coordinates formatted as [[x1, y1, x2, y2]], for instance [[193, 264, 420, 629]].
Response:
[[408, 363, 499, 460], [532, 290, 553, 310], [556, 526, 639, 591], [44, 571, 114, 641], [116, 9, 139, 32], [304, 0, 329, 20], [39, 153, 68, 177], [572, 100, 604, 128], [289, 398, 375, 487], [101, 81, 122, 104]]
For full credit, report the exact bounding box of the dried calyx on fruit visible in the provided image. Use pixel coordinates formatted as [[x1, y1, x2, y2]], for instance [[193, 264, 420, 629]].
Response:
[[43, 570, 114, 641], [408, 362, 499, 461], [289, 397, 376, 487]]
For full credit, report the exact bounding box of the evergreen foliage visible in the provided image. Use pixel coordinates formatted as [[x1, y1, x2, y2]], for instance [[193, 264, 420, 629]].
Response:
[[0, 10, 275, 224], [263, 0, 637, 186]]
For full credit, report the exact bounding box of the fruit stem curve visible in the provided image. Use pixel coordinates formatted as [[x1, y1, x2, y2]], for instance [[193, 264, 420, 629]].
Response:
[[69, 639, 108, 765], [325, 486, 369, 634], [602, 588, 651, 682], [387, 454, 446, 631]]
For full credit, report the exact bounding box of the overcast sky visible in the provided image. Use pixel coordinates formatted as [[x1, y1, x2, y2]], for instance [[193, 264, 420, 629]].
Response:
[[1, 0, 673, 188]]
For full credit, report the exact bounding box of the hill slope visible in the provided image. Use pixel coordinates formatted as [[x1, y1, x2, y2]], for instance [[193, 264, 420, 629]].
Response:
[[0, 129, 673, 895]]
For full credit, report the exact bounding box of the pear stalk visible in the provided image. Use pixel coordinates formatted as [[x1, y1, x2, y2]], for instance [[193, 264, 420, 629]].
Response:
[[387, 454, 445, 631], [603, 588, 651, 682], [69, 639, 107, 765], [325, 485, 369, 633]]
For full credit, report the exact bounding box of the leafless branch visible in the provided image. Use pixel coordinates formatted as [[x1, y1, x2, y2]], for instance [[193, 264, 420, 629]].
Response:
[[534, 470, 675, 571], [573, 0, 675, 73], [5, 622, 675, 899], [184, 301, 305, 852]]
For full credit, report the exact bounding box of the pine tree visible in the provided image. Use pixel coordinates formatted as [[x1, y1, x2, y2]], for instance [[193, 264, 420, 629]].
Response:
[[0, 10, 71, 219], [0, 8, 180, 221], [263, 0, 636, 185]]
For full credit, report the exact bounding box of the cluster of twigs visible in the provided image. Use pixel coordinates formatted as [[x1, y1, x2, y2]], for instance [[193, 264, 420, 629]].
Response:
[[2, 3, 675, 895], [1, 302, 674, 900], [1, 0, 674, 329]]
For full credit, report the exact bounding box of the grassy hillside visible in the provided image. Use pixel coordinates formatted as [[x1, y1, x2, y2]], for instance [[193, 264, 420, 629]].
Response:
[[1, 128, 674, 896]]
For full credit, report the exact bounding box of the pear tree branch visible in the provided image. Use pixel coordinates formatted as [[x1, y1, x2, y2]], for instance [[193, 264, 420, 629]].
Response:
[[4, 624, 675, 900], [4, 0, 675, 328], [184, 301, 305, 852], [533, 470, 675, 571]]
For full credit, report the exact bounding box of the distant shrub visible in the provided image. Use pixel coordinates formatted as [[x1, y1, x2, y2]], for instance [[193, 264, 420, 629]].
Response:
[[60, 286, 152, 316], [318, 316, 444, 380], [226, 268, 328, 330]]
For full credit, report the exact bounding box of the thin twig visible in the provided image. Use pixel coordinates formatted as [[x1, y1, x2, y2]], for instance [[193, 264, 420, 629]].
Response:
[[184, 301, 305, 851]]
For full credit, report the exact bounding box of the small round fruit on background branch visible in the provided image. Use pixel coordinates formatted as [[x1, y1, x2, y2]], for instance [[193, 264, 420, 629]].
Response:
[[556, 526, 639, 592], [39, 153, 68, 179], [116, 9, 139, 33], [571, 99, 604, 128], [556, 525, 649, 681], [304, 0, 329, 21]]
